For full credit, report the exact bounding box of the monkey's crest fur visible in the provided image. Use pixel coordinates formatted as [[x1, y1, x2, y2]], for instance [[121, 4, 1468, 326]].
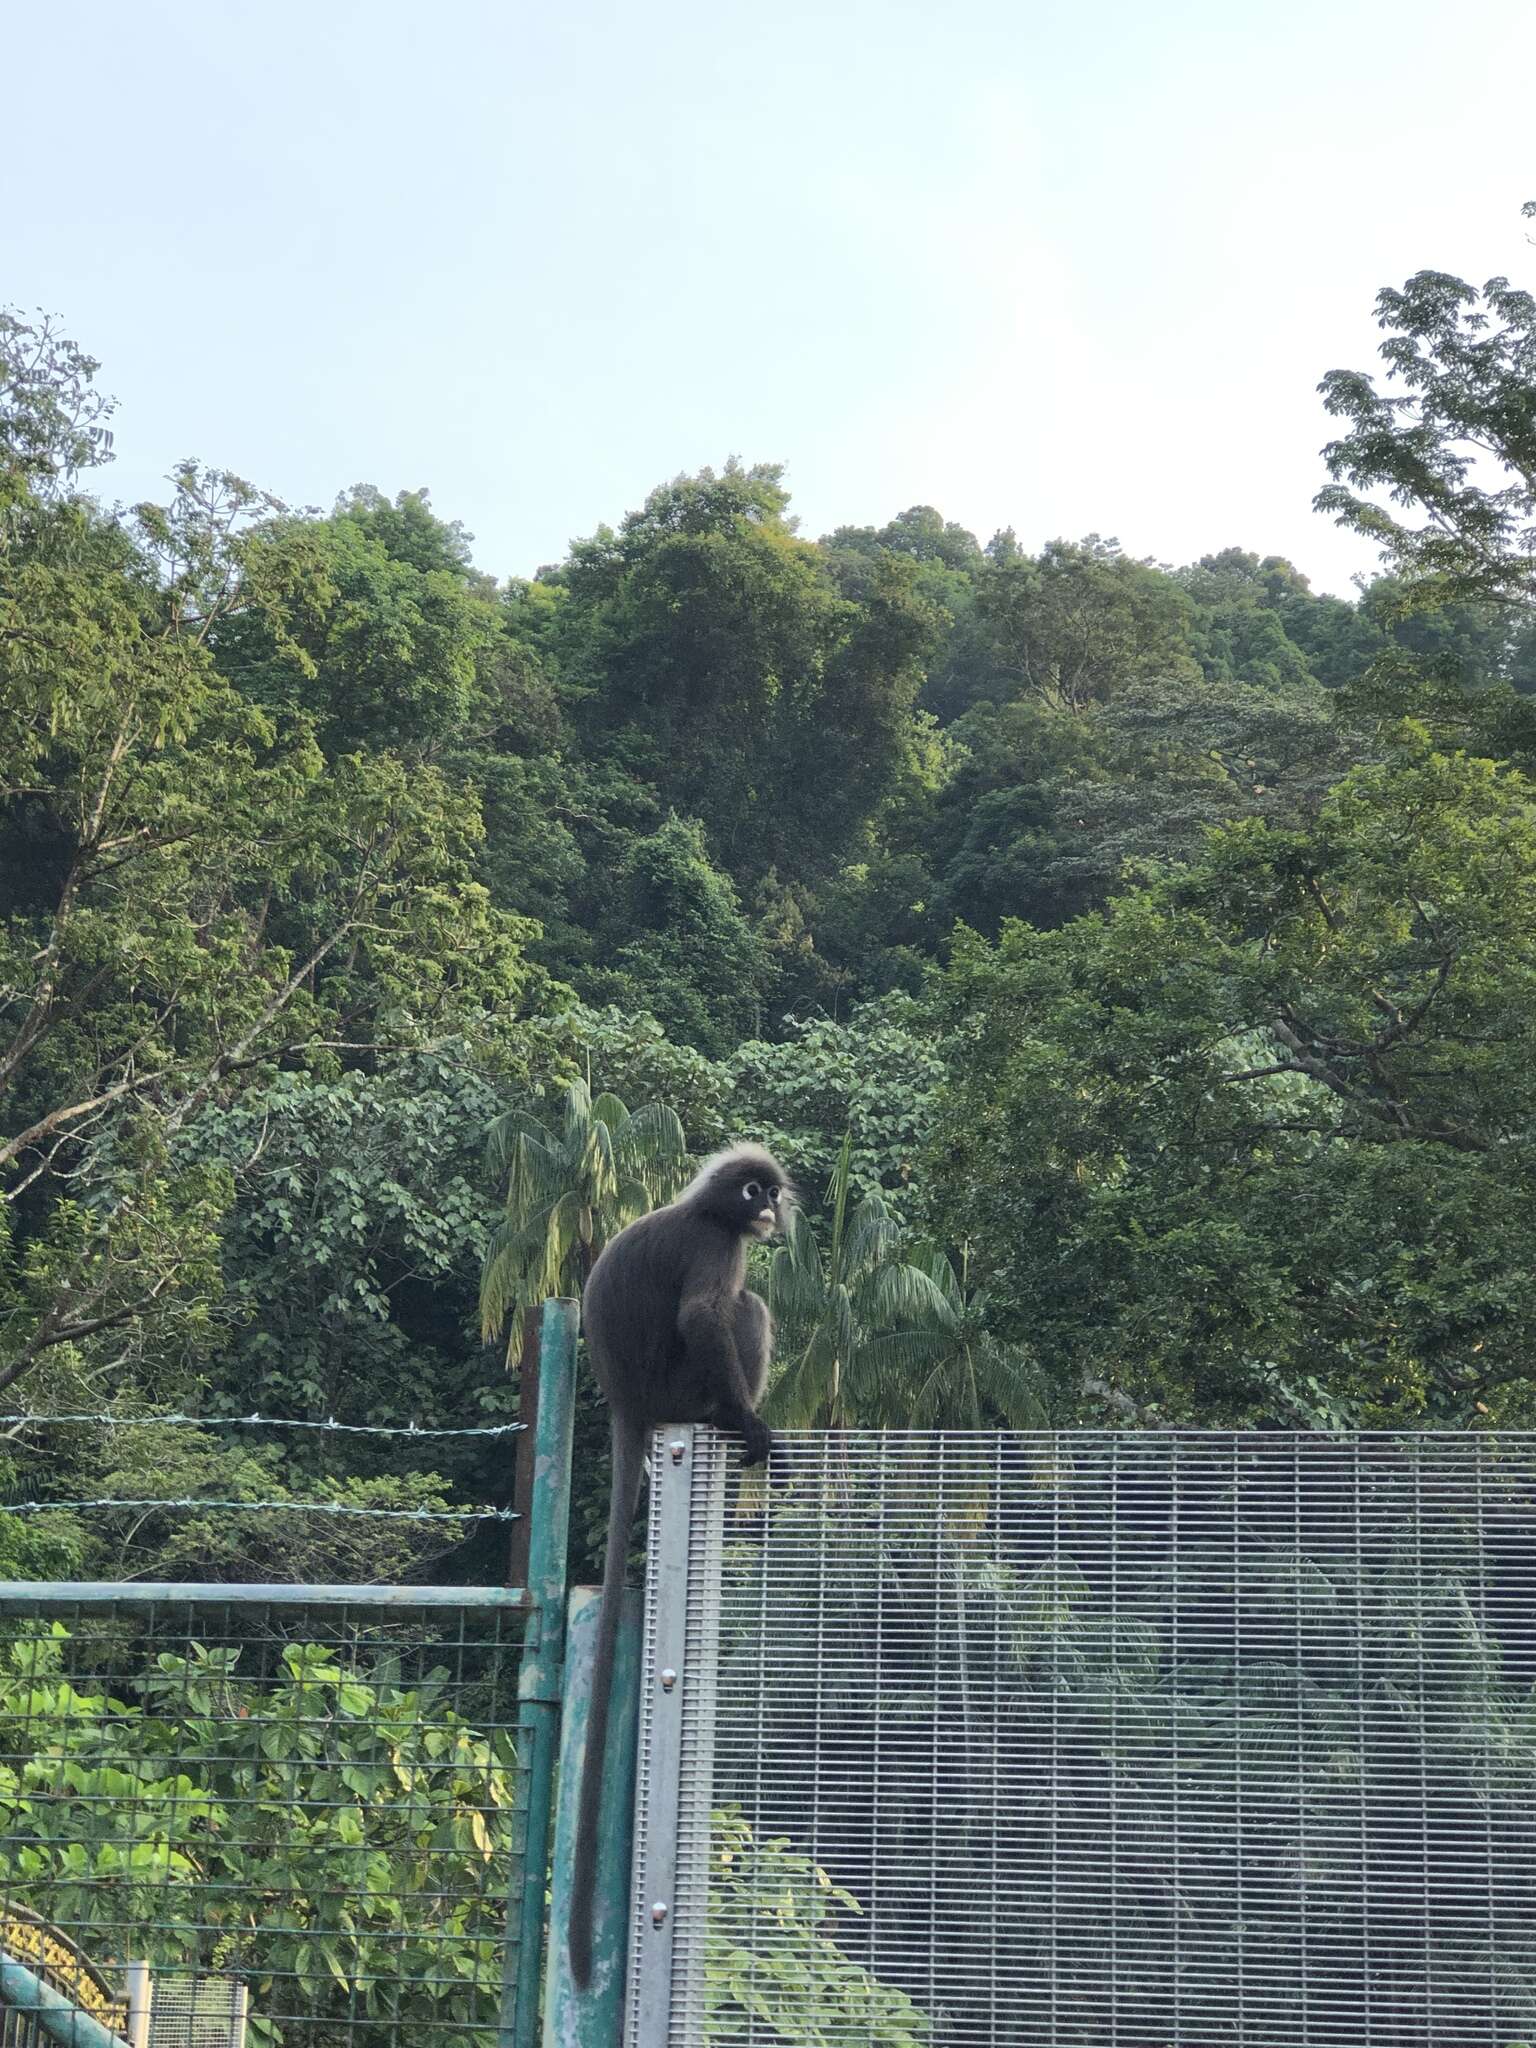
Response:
[[566, 1141, 790, 1988], [680, 1142, 796, 1213]]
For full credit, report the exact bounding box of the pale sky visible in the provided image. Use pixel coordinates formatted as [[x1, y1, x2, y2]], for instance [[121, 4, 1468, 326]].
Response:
[[7, 0, 1536, 597]]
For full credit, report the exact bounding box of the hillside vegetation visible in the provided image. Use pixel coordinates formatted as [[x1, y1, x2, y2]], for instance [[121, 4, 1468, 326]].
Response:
[[7, 221, 1536, 1579]]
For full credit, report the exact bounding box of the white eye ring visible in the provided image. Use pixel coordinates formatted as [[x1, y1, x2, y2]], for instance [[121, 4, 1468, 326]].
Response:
[[743, 1181, 761, 1201]]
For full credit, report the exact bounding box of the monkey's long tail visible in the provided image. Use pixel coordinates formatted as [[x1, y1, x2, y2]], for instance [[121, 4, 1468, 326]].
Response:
[[569, 1418, 646, 1990]]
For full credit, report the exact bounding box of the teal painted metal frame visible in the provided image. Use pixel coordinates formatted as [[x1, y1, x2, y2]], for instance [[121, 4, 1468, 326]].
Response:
[[502, 1299, 579, 2048], [0, 1583, 527, 1610], [542, 1584, 642, 2047], [0, 1302, 581, 2048], [0, 1951, 129, 2048]]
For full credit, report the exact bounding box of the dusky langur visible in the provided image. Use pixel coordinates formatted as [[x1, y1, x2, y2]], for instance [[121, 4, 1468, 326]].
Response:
[[568, 1144, 792, 1989]]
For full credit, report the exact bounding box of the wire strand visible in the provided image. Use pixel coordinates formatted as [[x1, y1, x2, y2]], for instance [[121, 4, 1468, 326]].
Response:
[[0, 1498, 516, 1522], [0, 1412, 523, 1438]]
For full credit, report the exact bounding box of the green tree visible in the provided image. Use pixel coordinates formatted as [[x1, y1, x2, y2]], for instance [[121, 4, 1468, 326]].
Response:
[[178, 1052, 510, 1434], [929, 671, 1367, 938], [973, 535, 1200, 712], [0, 314, 537, 1403], [0, 309, 113, 506], [554, 463, 935, 886], [554, 1005, 732, 1144], [1317, 219, 1536, 611], [1178, 550, 1324, 691], [216, 487, 501, 754], [929, 736, 1536, 1425], [928, 696, 1112, 932], [719, 998, 946, 1227], [479, 1078, 687, 1352], [822, 504, 984, 579], [899, 1245, 1045, 1429], [766, 1136, 953, 1428], [587, 816, 774, 1055]]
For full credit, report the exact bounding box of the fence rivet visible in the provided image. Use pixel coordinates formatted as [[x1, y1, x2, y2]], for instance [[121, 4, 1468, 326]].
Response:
[[659, 1666, 677, 1692], [651, 1900, 669, 1928], [669, 1439, 687, 1465]]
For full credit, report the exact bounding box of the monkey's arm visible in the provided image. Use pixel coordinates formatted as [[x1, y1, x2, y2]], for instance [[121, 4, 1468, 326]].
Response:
[[677, 1283, 772, 1465]]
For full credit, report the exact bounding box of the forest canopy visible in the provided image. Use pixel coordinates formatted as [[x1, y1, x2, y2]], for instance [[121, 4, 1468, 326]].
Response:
[[7, 213, 1536, 1583]]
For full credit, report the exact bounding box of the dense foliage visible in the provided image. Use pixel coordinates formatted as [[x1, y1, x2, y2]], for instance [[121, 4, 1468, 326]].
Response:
[[0, 1623, 515, 2045], [10, 208, 1536, 2043], [9, 214, 1536, 1572]]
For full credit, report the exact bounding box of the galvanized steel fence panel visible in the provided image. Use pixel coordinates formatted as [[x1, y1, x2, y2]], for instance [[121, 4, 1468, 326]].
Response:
[[631, 1428, 1536, 2048], [0, 1588, 528, 2048]]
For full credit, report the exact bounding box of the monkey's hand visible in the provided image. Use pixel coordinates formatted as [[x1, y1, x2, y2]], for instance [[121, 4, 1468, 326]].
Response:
[[737, 1414, 773, 1467]]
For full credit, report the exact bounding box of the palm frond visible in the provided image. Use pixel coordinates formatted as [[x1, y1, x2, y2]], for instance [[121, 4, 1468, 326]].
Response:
[[559, 1077, 593, 1144], [858, 1259, 957, 1330], [911, 1350, 979, 1430], [497, 1129, 566, 1236], [851, 1328, 955, 1420], [857, 1328, 952, 1377], [777, 1207, 825, 1286], [544, 1189, 586, 1296], [586, 1117, 617, 1203], [478, 1249, 518, 1343], [479, 1218, 542, 1340], [618, 1102, 688, 1183], [826, 1127, 855, 1272], [843, 1196, 900, 1276], [971, 1343, 1048, 1428], [770, 1253, 831, 1335], [764, 1335, 834, 1429], [484, 1108, 556, 1179], [908, 1242, 966, 1316], [486, 1079, 685, 1313], [611, 1176, 657, 1237], [590, 1090, 632, 1133]]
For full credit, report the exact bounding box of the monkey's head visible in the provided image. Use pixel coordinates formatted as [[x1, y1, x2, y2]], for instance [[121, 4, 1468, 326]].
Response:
[[684, 1145, 794, 1240]]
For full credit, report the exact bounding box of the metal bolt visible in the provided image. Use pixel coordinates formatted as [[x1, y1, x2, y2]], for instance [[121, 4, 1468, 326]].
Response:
[[659, 1667, 677, 1692], [669, 1438, 686, 1464], [651, 1901, 669, 1928]]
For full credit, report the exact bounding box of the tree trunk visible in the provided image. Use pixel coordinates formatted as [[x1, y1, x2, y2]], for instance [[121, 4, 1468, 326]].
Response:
[[506, 1303, 544, 1589]]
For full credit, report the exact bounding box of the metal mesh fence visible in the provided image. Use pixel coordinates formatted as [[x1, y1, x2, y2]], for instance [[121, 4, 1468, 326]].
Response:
[[0, 1590, 527, 2048], [639, 1428, 1536, 2048]]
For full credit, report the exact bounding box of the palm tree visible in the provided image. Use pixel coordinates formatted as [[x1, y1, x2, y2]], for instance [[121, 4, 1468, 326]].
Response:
[[901, 1242, 1046, 1429], [766, 1135, 1045, 1431], [480, 1079, 687, 1582], [765, 1134, 957, 1429], [479, 1078, 687, 1352]]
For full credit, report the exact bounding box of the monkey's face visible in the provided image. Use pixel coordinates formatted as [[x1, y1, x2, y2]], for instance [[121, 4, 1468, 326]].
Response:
[[689, 1145, 794, 1238], [737, 1170, 787, 1241]]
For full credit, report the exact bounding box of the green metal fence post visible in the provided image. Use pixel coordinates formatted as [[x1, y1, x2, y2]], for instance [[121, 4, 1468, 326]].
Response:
[[502, 1297, 579, 2048], [543, 1583, 642, 2047]]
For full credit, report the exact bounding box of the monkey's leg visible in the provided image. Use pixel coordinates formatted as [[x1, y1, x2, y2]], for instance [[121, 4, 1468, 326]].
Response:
[[678, 1297, 773, 1466]]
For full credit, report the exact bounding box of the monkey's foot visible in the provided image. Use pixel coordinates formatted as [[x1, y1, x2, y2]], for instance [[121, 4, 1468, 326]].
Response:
[[737, 1415, 772, 1467]]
